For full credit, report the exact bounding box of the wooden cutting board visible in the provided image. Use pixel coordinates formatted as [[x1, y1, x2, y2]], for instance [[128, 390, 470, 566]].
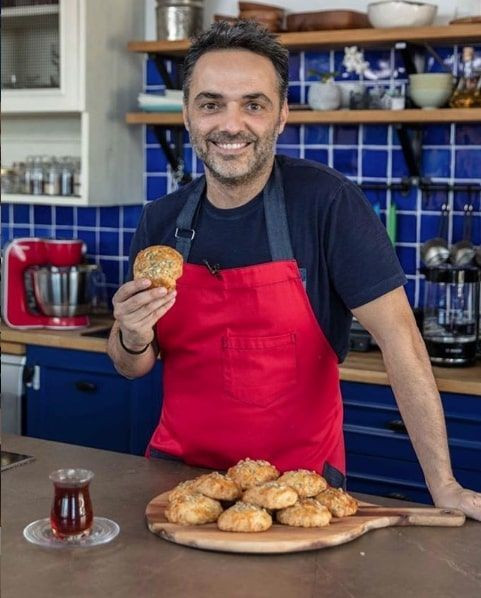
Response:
[[145, 490, 465, 554]]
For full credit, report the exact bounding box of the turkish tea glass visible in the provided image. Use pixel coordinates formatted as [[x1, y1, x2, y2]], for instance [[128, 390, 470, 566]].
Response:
[[49, 468, 94, 540]]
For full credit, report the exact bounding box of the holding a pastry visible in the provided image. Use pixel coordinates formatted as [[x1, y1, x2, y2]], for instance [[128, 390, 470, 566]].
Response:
[[108, 22, 480, 520]]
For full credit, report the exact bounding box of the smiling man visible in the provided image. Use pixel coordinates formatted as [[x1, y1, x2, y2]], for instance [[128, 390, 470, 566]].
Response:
[[107, 21, 481, 521]]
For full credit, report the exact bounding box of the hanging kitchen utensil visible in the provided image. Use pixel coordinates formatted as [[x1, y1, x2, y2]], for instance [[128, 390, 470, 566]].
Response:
[[450, 203, 476, 266], [386, 197, 397, 245], [421, 203, 450, 266]]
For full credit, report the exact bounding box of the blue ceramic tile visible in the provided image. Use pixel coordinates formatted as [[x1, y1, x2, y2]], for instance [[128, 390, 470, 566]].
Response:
[[423, 124, 451, 145], [422, 149, 451, 178], [99, 231, 119, 256], [391, 150, 409, 178], [363, 125, 388, 145], [56, 229, 74, 240], [77, 230, 96, 255], [421, 189, 450, 211], [425, 46, 453, 73], [364, 189, 386, 211], [278, 125, 300, 145], [396, 214, 417, 242], [146, 58, 164, 86], [404, 279, 416, 305], [122, 205, 143, 229], [1, 225, 12, 246], [34, 226, 53, 238], [393, 188, 417, 211], [123, 232, 134, 256], [147, 175, 168, 201], [77, 207, 97, 227], [333, 125, 358, 145], [304, 51, 331, 81], [100, 207, 120, 229], [455, 150, 481, 179], [12, 204, 29, 223], [33, 205, 52, 225], [334, 50, 358, 81], [1, 204, 12, 224], [289, 52, 301, 80], [277, 147, 300, 159], [147, 147, 168, 172], [304, 149, 328, 165], [362, 150, 387, 178], [397, 246, 416, 275], [453, 190, 481, 213], [12, 226, 31, 238], [195, 160, 205, 174], [287, 84, 301, 104], [363, 49, 392, 80], [183, 146, 194, 172], [121, 259, 130, 283], [333, 149, 358, 176], [55, 206, 74, 226], [146, 126, 189, 145], [455, 124, 481, 145], [99, 259, 120, 286], [420, 213, 450, 243], [304, 125, 329, 145]]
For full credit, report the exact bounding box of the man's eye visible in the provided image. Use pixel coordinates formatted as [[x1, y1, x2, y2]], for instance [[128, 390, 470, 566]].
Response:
[[247, 102, 262, 111], [201, 103, 219, 111]]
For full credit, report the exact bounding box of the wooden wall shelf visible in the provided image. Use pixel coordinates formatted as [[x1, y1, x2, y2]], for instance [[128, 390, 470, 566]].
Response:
[[126, 108, 481, 127], [128, 24, 481, 55]]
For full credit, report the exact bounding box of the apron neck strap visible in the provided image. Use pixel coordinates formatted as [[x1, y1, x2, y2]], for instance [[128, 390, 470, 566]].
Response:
[[175, 158, 293, 262]]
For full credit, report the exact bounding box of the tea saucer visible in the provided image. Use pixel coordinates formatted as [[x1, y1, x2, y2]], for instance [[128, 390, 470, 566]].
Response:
[[23, 517, 119, 548]]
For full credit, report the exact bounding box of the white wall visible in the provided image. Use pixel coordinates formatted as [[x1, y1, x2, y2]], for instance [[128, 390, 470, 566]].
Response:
[[144, 0, 471, 38]]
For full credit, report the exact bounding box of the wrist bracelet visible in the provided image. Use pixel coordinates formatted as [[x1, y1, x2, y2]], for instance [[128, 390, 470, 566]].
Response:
[[118, 328, 152, 355]]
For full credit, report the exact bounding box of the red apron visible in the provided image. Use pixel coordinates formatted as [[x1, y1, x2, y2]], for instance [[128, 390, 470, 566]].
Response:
[[148, 160, 345, 480]]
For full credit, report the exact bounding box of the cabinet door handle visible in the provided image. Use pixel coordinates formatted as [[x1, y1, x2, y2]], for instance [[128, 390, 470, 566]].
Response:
[[385, 492, 409, 501], [386, 419, 407, 434], [75, 381, 97, 393]]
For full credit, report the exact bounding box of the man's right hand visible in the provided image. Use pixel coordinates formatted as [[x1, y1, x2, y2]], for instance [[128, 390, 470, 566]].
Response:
[[112, 278, 177, 351]]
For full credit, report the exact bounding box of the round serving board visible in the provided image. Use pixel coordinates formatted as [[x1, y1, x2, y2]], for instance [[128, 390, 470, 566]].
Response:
[[145, 490, 465, 554]]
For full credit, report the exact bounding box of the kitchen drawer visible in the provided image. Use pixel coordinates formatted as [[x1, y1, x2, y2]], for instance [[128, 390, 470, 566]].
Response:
[[344, 425, 481, 472], [347, 453, 481, 493], [25, 345, 162, 455], [343, 400, 481, 443], [341, 381, 481, 420], [346, 472, 433, 504]]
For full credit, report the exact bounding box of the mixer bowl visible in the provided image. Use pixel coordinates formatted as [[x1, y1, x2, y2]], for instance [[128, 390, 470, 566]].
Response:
[[28, 264, 99, 317]]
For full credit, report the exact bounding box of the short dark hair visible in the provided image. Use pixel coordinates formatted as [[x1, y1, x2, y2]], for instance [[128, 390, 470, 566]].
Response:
[[183, 21, 289, 104]]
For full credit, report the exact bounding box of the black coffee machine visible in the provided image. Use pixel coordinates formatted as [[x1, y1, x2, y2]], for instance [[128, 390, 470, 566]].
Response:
[[422, 266, 480, 367]]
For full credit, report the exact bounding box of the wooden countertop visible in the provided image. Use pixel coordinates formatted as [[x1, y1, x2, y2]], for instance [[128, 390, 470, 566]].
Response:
[[2, 321, 480, 396], [3, 434, 481, 598]]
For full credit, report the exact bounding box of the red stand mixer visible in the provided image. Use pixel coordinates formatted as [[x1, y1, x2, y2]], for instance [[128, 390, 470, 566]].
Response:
[[2, 238, 100, 329]]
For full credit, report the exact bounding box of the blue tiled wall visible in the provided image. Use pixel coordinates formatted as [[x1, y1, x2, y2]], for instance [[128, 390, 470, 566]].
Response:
[[1, 44, 480, 308]]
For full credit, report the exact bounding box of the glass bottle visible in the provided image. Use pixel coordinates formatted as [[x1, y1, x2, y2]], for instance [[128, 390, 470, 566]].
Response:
[[73, 158, 81, 196], [60, 157, 73, 196], [44, 158, 61, 196], [450, 47, 479, 108], [24, 156, 34, 194], [31, 156, 44, 195]]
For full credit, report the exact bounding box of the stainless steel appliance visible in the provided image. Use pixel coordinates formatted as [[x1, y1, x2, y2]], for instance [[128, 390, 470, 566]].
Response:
[[422, 266, 480, 366], [156, 0, 203, 41]]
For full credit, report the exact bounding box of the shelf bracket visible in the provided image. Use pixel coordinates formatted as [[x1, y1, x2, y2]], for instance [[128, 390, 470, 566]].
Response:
[[151, 125, 192, 185]]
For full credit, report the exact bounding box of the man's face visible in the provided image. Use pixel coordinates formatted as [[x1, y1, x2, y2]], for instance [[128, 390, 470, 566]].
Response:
[[184, 49, 288, 185]]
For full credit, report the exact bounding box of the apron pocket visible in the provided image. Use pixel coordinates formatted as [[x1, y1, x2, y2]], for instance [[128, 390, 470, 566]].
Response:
[[222, 332, 297, 407]]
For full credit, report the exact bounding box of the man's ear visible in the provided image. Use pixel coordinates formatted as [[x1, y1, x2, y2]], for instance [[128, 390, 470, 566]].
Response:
[[278, 99, 289, 135]]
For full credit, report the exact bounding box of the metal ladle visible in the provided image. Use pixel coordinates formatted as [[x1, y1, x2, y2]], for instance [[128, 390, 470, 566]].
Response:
[[421, 203, 450, 267], [450, 203, 476, 266]]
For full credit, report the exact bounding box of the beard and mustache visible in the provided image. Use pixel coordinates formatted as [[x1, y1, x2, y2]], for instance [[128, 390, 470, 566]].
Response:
[[187, 123, 280, 187]]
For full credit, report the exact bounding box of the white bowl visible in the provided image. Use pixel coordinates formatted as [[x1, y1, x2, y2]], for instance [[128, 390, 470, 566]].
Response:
[[409, 73, 453, 89], [409, 85, 453, 109], [367, 1, 437, 28]]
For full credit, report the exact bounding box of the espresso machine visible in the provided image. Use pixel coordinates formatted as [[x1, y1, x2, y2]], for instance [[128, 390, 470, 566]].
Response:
[[2, 238, 101, 330], [422, 265, 480, 366]]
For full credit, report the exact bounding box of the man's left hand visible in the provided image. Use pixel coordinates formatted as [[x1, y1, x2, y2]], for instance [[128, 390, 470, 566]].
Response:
[[432, 480, 481, 521]]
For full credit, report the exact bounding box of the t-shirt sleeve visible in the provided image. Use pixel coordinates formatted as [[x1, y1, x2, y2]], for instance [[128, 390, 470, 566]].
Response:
[[325, 182, 407, 310]]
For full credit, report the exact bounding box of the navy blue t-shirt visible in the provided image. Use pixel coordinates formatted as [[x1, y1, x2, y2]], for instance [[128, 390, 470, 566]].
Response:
[[128, 155, 406, 362]]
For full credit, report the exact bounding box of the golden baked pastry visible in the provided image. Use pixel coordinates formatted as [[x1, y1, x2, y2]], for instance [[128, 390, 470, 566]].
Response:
[[277, 469, 328, 498], [242, 481, 298, 510], [133, 245, 183, 290], [226, 458, 279, 490], [217, 502, 272, 532], [277, 498, 332, 528], [167, 479, 199, 503], [193, 472, 242, 501], [315, 487, 358, 518], [164, 492, 223, 525]]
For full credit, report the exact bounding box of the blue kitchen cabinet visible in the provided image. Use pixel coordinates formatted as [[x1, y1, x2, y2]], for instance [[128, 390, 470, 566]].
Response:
[[341, 381, 481, 504], [25, 345, 162, 455]]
